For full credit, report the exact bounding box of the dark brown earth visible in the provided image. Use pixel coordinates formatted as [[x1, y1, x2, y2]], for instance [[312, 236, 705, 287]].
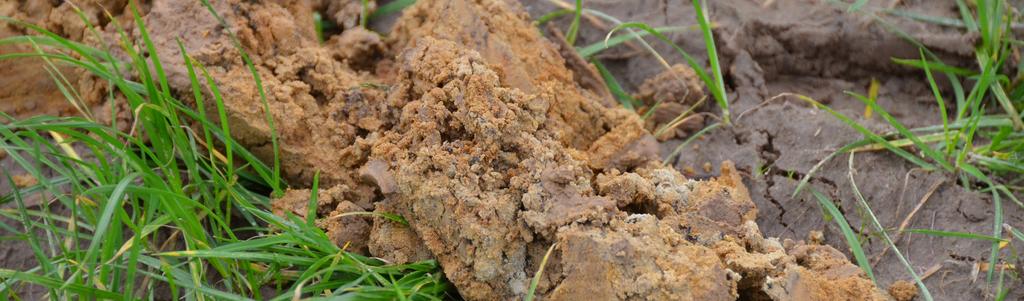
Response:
[[522, 0, 1024, 300], [1, 0, 1021, 300]]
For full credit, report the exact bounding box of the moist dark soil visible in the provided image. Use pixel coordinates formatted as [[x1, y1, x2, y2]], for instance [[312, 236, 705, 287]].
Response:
[[1, 0, 1021, 300]]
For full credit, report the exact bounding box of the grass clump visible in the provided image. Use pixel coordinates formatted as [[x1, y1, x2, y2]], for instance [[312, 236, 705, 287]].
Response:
[[0, 2, 448, 300], [786, 1, 1024, 299], [537, 0, 730, 125]]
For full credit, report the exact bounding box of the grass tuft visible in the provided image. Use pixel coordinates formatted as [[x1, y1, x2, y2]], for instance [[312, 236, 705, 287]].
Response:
[[796, 1, 1024, 298], [0, 3, 448, 299]]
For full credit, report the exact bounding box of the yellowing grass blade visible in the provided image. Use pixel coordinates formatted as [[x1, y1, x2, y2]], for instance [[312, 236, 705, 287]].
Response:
[[864, 78, 879, 119]]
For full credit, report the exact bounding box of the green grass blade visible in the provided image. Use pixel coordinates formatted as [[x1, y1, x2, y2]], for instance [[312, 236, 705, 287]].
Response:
[[200, 0, 283, 196], [82, 174, 137, 266], [0, 269, 122, 299], [524, 243, 557, 301], [788, 93, 937, 170], [691, 0, 730, 124], [846, 91, 954, 171], [591, 59, 637, 110], [369, 0, 416, 21], [891, 58, 976, 76], [987, 186, 1003, 282], [810, 189, 875, 283], [663, 122, 722, 165], [156, 250, 317, 266], [565, 0, 583, 45], [608, 22, 728, 123], [847, 154, 933, 300], [307, 171, 321, 227], [577, 26, 690, 58]]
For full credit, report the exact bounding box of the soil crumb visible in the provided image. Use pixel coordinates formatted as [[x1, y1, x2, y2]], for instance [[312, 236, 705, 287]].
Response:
[[315, 0, 376, 31], [888, 280, 918, 301], [11, 174, 37, 188], [636, 64, 706, 140]]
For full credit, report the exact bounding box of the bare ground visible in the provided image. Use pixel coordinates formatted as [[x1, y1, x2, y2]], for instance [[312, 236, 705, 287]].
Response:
[[1, 0, 1020, 300], [521, 0, 1024, 300]]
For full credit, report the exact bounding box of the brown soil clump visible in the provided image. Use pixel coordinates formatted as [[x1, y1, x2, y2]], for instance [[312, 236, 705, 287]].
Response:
[[2, 0, 896, 300], [636, 64, 707, 140], [11, 174, 37, 188], [273, 187, 373, 254], [0, 0, 130, 121], [888, 280, 918, 301], [315, 0, 376, 31], [517, 1, 1023, 299]]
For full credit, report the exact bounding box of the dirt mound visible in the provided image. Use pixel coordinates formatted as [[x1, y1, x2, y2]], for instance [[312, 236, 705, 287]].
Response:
[[518, 0, 1024, 300], [179, 0, 890, 299], [1, 0, 901, 300], [0, 0, 131, 122]]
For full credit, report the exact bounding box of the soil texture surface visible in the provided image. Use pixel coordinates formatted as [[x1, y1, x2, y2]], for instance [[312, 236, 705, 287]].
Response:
[[2, 0, 1021, 300]]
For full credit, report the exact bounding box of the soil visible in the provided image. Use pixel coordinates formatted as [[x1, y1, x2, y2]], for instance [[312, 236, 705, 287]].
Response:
[[522, 0, 1024, 300], [0, 0, 1020, 300]]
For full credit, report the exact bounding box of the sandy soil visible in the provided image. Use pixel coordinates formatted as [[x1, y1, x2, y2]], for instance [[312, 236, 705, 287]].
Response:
[[1, 0, 1019, 300]]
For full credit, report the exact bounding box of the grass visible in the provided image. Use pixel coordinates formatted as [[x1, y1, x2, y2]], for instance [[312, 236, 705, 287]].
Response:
[[548, 0, 1021, 298], [536, 0, 730, 169], [810, 189, 876, 283], [781, 1, 1024, 299], [4, 0, 1022, 299], [0, 2, 448, 300], [369, 0, 418, 21], [537, 0, 729, 125]]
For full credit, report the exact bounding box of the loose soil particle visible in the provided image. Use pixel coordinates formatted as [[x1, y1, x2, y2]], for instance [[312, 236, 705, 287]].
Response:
[[888, 280, 919, 301], [10, 174, 37, 189]]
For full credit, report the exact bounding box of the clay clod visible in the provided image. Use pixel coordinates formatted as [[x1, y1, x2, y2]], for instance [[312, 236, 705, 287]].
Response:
[[360, 160, 397, 195], [104, 0, 898, 299]]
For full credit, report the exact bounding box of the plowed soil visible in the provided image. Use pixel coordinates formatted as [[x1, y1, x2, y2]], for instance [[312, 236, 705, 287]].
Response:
[[2, 0, 1020, 300]]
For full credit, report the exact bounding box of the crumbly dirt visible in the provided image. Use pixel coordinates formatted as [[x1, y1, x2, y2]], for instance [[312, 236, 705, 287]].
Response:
[[0, 0, 130, 122], [271, 0, 889, 299], [1, 0, 1013, 300], [315, 0, 376, 32], [522, 0, 1023, 300], [10, 174, 37, 188], [636, 64, 707, 140], [127, 0, 894, 299], [889, 280, 919, 301]]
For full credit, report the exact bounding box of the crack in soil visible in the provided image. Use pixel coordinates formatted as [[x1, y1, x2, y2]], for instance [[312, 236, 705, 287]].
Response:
[[755, 129, 791, 232]]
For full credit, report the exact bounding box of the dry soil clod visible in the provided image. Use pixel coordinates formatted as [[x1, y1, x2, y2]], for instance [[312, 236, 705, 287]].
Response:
[[1, 0, 897, 300], [11, 174, 37, 188]]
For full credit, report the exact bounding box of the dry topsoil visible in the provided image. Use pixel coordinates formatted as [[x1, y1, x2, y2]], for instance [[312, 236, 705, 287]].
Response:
[[521, 1, 1024, 300], [4, 0, 1006, 300]]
